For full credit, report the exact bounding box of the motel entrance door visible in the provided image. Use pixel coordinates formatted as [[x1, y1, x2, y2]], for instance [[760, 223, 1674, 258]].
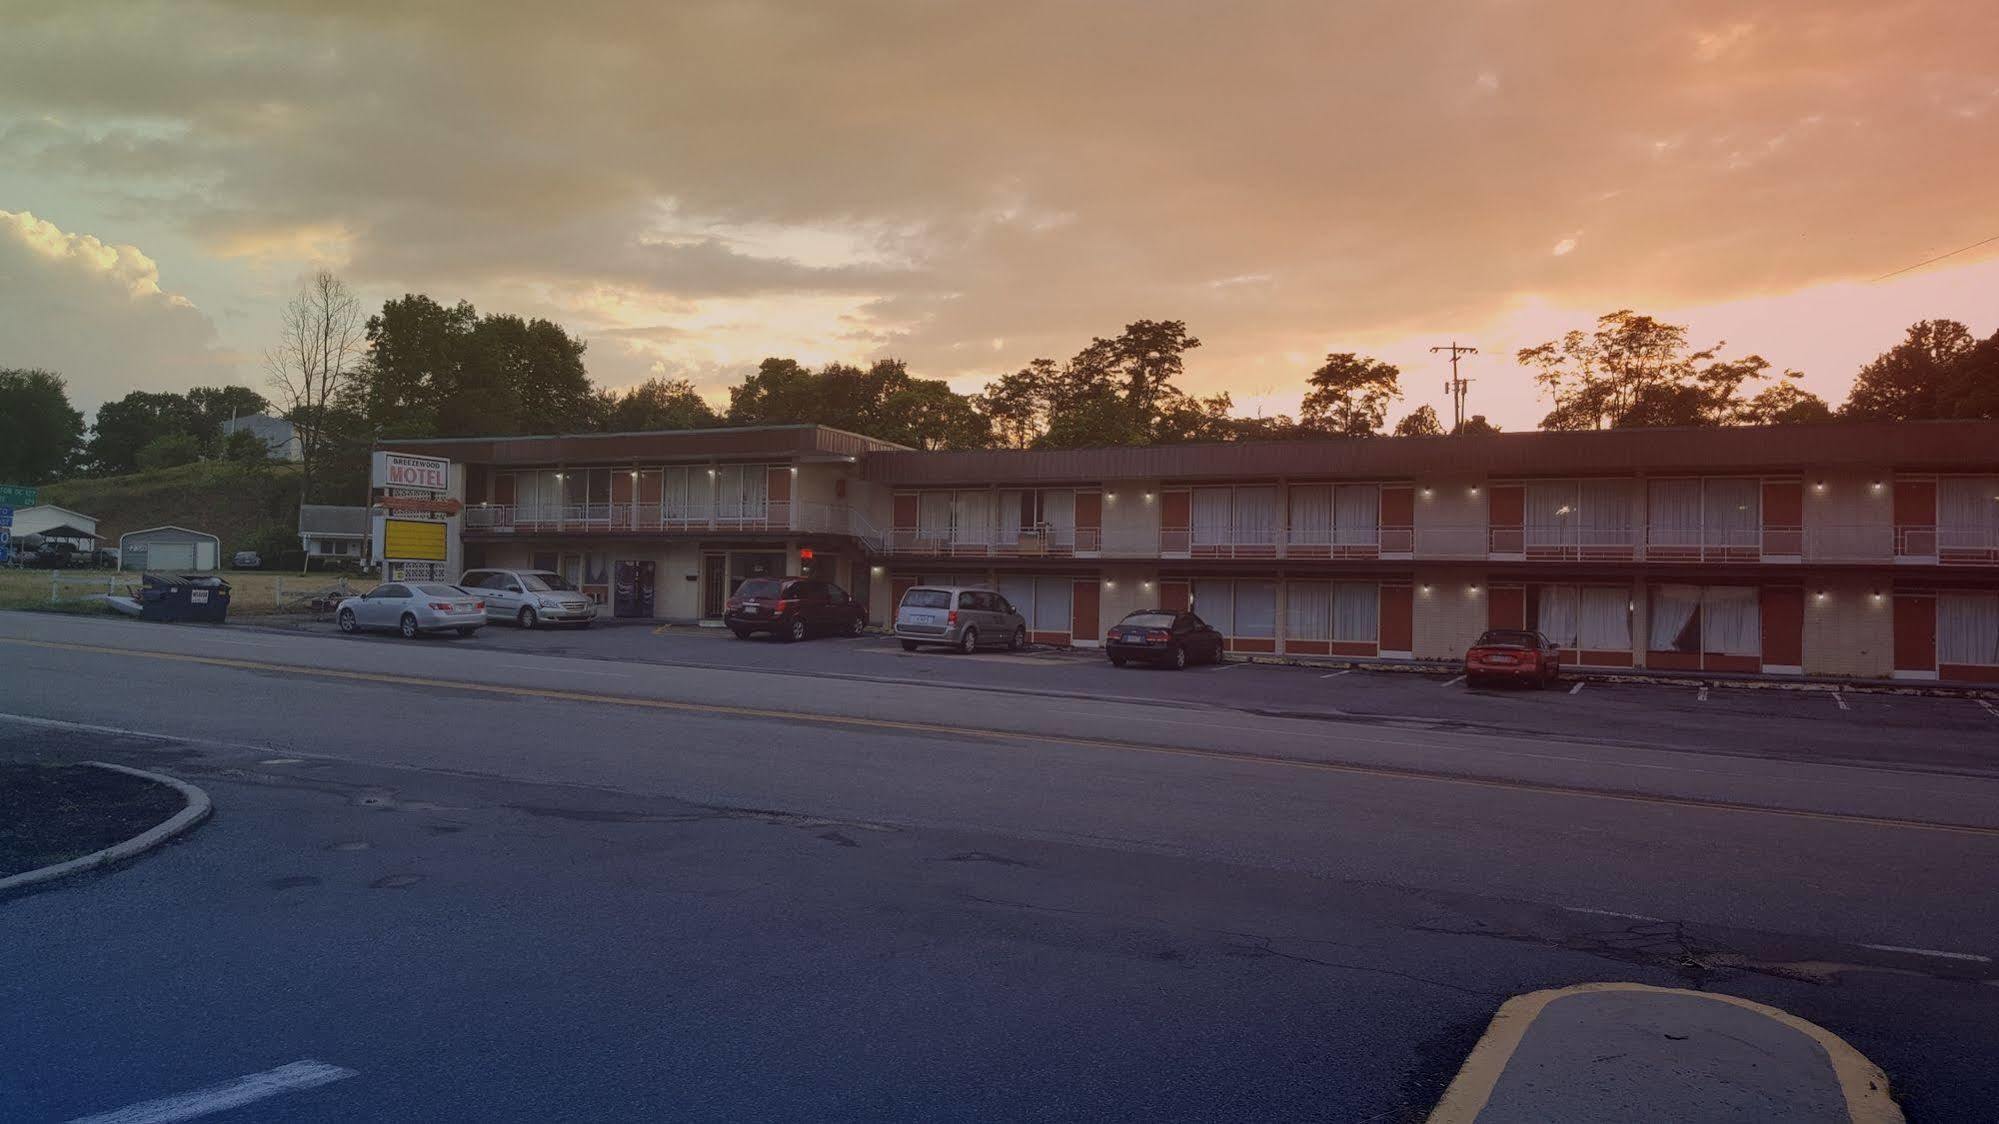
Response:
[[614, 560, 655, 619]]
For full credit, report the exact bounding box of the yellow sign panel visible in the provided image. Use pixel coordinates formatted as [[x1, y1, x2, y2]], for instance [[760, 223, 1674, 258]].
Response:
[[382, 518, 448, 562]]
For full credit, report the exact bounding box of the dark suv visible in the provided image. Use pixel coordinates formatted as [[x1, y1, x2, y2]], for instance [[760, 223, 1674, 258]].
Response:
[[725, 577, 867, 642]]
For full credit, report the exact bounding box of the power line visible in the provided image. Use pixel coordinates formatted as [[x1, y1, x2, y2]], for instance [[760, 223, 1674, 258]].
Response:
[[1871, 233, 1999, 283], [1430, 342, 1477, 431]]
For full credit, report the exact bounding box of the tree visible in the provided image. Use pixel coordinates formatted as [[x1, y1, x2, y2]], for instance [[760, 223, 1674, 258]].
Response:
[[266, 270, 366, 509], [223, 428, 272, 465], [1300, 353, 1401, 437], [85, 390, 203, 475], [597, 377, 722, 431], [135, 432, 202, 471], [1520, 310, 1782, 430], [1841, 319, 1977, 421], [874, 379, 992, 450], [1455, 415, 1501, 436], [461, 313, 595, 434], [1392, 405, 1446, 436], [361, 294, 478, 437], [724, 356, 991, 447], [0, 368, 85, 483], [976, 320, 1209, 448], [1740, 380, 1834, 425], [1946, 330, 1999, 419], [186, 385, 270, 450], [975, 360, 1057, 449]]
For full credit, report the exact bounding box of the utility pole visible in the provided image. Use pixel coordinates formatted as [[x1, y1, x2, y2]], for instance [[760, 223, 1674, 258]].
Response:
[[1431, 342, 1478, 432]]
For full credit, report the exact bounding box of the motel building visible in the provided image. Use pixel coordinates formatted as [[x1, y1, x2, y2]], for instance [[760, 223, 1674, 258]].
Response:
[[377, 418, 1999, 684]]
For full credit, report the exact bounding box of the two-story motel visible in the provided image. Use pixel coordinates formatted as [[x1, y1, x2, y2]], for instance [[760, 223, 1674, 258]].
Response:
[[379, 418, 1999, 683]]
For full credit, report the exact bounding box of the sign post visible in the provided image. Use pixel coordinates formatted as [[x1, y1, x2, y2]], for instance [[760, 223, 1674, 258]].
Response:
[[371, 451, 455, 582]]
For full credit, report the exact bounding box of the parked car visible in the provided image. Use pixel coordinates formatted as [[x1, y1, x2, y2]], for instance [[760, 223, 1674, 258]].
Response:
[[458, 568, 598, 629], [232, 550, 262, 569], [727, 577, 867, 642], [29, 540, 82, 568], [336, 582, 485, 638], [1104, 609, 1225, 669], [1464, 629, 1562, 688], [893, 586, 1027, 653], [89, 548, 119, 569]]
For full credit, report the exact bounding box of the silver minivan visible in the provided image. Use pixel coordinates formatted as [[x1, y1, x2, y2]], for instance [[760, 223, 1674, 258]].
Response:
[[458, 568, 598, 629], [894, 585, 1028, 653]]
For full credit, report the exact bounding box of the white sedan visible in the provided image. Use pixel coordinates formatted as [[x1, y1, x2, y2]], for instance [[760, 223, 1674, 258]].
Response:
[[336, 582, 486, 639]]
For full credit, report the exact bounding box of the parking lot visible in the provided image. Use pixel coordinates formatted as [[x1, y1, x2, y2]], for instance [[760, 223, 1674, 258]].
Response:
[[249, 613, 1999, 776]]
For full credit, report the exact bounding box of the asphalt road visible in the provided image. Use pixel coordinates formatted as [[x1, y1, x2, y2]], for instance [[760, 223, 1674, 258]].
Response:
[[2, 609, 1997, 1122]]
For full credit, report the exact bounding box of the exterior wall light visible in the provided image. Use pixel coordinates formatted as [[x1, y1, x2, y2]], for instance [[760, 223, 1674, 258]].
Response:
[[1469, 486, 1480, 496], [1816, 590, 1828, 600], [1870, 480, 1882, 491], [1813, 481, 1826, 491], [1142, 580, 1154, 589], [1468, 583, 1480, 594], [1104, 579, 1116, 589], [1421, 487, 1433, 497], [1144, 492, 1155, 502], [870, 565, 884, 576]]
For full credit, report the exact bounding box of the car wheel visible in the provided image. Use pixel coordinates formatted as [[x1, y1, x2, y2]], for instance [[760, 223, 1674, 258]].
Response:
[[785, 616, 807, 643], [400, 614, 419, 639], [848, 616, 866, 637], [1170, 644, 1188, 670], [1109, 654, 1128, 667], [457, 626, 477, 637], [958, 627, 978, 654], [337, 608, 358, 634], [731, 627, 753, 640], [1008, 625, 1026, 651], [1464, 673, 1481, 688], [901, 639, 921, 652], [518, 606, 538, 630]]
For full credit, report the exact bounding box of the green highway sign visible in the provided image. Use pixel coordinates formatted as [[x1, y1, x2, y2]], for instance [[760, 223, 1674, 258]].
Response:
[[0, 485, 36, 507]]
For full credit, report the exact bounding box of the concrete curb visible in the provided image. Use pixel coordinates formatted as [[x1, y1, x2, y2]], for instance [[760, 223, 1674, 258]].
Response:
[[0, 762, 211, 896], [1426, 981, 1904, 1124]]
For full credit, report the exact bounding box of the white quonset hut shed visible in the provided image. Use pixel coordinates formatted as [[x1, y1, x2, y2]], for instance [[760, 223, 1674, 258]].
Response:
[[119, 525, 221, 572]]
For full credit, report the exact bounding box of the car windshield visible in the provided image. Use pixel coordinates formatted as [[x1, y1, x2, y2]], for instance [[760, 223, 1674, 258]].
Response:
[[901, 589, 952, 609], [737, 578, 782, 599], [521, 572, 577, 592], [414, 584, 468, 597], [1476, 630, 1540, 648], [1121, 613, 1178, 628]]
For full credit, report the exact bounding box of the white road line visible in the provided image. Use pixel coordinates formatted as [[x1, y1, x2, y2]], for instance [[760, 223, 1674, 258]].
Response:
[[1857, 943, 1992, 964], [494, 662, 630, 678], [0, 711, 267, 752], [1563, 905, 1664, 922], [1697, 686, 1709, 702], [67, 1060, 356, 1124], [1833, 691, 1851, 711], [1319, 670, 1351, 679], [1979, 699, 1999, 719], [1211, 662, 1241, 671], [1442, 674, 1466, 687], [1568, 681, 1585, 695]]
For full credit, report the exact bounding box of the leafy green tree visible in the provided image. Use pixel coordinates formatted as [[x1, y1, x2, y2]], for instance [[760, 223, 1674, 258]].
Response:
[[874, 379, 992, 450], [0, 368, 85, 483], [355, 294, 595, 438], [223, 428, 272, 465], [186, 385, 271, 450], [725, 357, 990, 447], [86, 390, 204, 475], [1300, 353, 1401, 436], [1454, 414, 1501, 436], [975, 360, 1057, 449], [362, 294, 478, 436], [135, 432, 203, 471], [597, 377, 722, 431], [1392, 405, 1445, 436], [1740, 380, 1834, 425], [1520, 310, 1782, 429], [979, 320, 1211, 448], [1946, 330, 1999, 419], [1841, 319, 1978, 421]]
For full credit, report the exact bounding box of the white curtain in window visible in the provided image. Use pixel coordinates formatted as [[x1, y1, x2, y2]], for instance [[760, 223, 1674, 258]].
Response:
[[1235, 581, 1277, 638], [1192, 489, 1233, 546], [1042, 490, 1077, 547], [1537, 584, 1579, 647], [956, 492, 993, 546], [1703, 479, 1759, 551], [1648, 480, 1703, 548], [1289, 486, 1332, 546], [996, 490, 1025, 540], [1333, 484, 1380, 547], [1285, 582, 1331, 640], [1579, 479, 1637, 545], [1234, 487, 1279, 545], [1525, 483, 1576, 548], [918, 493, 954, 539], [1193, 579, 1234, 634], [1033, 577, 1073, 632], [662, 468, 693, 519], [1578, 586, 1632, 651], [1939, 478, 1999, 550], [1333, 582, 1378, 642], [1650, 584, 1702, 651], [1703, 586, 1760, 655], [1938, 593, 1999, 666], [998, 576, 1035, 619]]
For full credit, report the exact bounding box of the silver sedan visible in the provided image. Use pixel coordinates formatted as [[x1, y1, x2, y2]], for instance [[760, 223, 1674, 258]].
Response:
[[336, 582, 486, 638]]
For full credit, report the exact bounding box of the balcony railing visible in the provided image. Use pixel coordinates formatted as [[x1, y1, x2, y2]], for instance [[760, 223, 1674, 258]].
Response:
[[464, 501, 792, 533]]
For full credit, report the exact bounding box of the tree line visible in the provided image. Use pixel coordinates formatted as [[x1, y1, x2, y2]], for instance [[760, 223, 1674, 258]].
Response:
[[5, 271, 1995, 500]]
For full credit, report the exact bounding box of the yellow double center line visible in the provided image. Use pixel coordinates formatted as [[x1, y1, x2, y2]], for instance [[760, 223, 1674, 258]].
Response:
[[10, 635, 1999, 838]]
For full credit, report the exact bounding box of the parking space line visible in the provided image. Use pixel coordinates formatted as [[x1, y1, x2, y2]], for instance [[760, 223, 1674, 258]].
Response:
[[1211, 661, 1241, 671], [1697, 686, 1708, 702], [1568, 681, 1584, 695], [1833, 691, 1851, 711], [1442, 674, 1466, 687], [66, 1060, 356, 1123], [1856, 942, 1992, 964], [1979, 699, 1999, 719], [1319, 670, 1351, 679]]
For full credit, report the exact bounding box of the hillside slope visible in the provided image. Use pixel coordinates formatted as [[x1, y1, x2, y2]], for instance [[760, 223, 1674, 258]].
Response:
[[40, 462, 304, 554]]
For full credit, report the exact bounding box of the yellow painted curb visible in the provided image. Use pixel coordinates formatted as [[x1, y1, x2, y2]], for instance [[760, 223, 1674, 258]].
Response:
[[1426, 981, 1902, 1124]]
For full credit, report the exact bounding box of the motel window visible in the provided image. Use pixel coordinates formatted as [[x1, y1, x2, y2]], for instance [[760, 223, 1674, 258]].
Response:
[[1333, 582, 1378, 642], [1939, 479, 1999, 549], [1235, 581, 1277, 640], [1938, 593, 1999, 667], [1525, 480, 1637, 547], [1648, 479, 1758, 549], [1649, 584, 1758, 655], [1535, 585, 1630, 651], [918, 493, 954, 540], [1286, 583, 1330, 640], [955, 492, 994, 546], [998, 575, 1072, 633], [1286, 582, 1379, 643], [1192, 487, 1279, 547], [1192, 579, 1233, 634]]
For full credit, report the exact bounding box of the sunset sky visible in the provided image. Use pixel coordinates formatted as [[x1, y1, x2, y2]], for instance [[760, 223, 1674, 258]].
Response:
[[2, 1, 1995, 429]]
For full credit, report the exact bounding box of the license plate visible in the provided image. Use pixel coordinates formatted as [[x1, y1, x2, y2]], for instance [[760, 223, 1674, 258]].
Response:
[[1122, 631, 1144, 643], [905, 610, 940, 625], [1486, 654, 1516, 665], [744, 605, 762, 615]]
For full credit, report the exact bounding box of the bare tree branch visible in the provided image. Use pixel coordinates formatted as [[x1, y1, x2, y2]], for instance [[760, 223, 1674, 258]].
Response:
[[265, 270, 364, 505]]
